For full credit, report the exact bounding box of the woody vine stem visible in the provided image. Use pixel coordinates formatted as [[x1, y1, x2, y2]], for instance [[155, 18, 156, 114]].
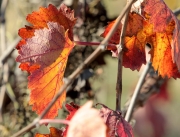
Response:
[[116, 0, 131, 111], [11, 0, 136, 137]]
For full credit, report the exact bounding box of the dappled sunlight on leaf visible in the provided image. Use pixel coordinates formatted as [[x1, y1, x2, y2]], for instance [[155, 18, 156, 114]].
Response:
[[142, 0, 180, 77]]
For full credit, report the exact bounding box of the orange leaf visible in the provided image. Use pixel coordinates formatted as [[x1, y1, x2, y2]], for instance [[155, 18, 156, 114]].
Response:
[[18, 26, 35, 40], [101, 12, 144, 44], [101, 12, 146, 70], [140, 19, 180, 78], [102, 0, 180, 78], [123, 36, 146, 71], [16, 4, 76, 119], [18, 4, 76, 46], [148, 32, 180, 78], [35, 127, 63, 137], [122, 20, 154, 70], [142, 0, 180, 73], [19, 62, 40, 73], [101, 19, 120, 44], [16, 22, 74, 118]]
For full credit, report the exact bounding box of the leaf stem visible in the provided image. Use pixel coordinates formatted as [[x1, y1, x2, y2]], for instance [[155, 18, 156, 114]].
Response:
[[74, 41, 117, 50], [39, 119, 70, 125], [11, 0, 136, 136], [115, 0, 132, 111], [9, 119, 69, 137], [74, 41, 102, 46], [0, 37, 20, 68], [125, 62, 151, 122]]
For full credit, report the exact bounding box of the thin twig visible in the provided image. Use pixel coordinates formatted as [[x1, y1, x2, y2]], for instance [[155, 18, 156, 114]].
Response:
[[0, 0, 8, 15], [11, 1, 136, 136], [0, 63, 9, 123], [73, 41, 117, 51], [122, 63, 165, 117], [9, 118, 70, 137], [6, 82, 19, 109], [0, 0, 8, 123], [173, 7, 180, 16], [115, 0, 132, 111], [0, 37, 20, 67], [74, 41, 116, 47], [125, 62, 151, 122]]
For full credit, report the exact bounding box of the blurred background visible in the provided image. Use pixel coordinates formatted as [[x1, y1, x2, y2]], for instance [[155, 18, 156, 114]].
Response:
[[0, 0, 180, 136]]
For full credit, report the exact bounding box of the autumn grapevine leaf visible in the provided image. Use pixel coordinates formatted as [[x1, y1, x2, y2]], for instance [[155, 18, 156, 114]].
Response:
[[102, 12, 146, 71], [142, 0, 180, 78], [16, 4, 76, 119], [102, 0, 180, 78], [98, 104, 134, 137]]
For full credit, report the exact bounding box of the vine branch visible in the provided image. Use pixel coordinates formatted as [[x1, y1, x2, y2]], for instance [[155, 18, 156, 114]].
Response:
[[122, 62, 165, 117], [0, 37, 20, 67], [125, 62, 151, 122], [116, 0, 132, 111]]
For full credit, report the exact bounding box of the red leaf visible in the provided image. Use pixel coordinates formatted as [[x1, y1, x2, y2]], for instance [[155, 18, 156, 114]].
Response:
[[65, 102, 80, 120], [98, 104, 134, 137], [63, 102, 80, 136], [142, 0, 173, 32]]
